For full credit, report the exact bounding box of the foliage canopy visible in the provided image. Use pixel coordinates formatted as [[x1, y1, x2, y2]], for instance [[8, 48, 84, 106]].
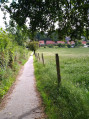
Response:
[[6, 0, 89, 37]]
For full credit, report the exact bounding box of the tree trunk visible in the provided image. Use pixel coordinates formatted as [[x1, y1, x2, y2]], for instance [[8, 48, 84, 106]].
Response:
[[34, 50, 35, 55]]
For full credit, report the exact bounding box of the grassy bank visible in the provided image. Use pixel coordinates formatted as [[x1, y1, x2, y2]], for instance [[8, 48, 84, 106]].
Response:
[[0, 29, 31, 101], [0, 48, 30, 101], [34, 47, 89, 119]]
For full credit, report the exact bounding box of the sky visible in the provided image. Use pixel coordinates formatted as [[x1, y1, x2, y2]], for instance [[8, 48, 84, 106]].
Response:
[[0, 0, 11, 29], [0, 9, 5, 28], [0, 8, 10, 29]]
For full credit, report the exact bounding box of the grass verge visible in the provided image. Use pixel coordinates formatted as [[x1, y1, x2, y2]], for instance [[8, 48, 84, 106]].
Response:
[[0, 50, 31, 102]]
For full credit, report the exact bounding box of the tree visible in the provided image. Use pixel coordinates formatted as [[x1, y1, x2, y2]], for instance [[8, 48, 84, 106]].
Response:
[[6, 20, 30, 46], [4, 0, 89, 41], [0, 0, 8, 3], [27, 41, 39, 54]]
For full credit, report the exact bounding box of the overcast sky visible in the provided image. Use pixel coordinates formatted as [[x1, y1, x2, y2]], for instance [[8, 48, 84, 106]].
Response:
[[0, 0, 11, 29], [0, 9, 5, 28]]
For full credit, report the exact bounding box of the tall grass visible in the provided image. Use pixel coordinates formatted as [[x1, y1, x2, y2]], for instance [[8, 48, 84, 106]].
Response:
[[34, 47, 89, 119]]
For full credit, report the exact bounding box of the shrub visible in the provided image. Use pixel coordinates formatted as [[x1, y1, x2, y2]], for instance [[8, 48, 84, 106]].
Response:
[[47, 44, 54, 48], [86, 42, 89, 45], [75, 41, 83, 47], [67, 44, 71, 48], [57, 43, 62, 47], [78, 41, 83, 46], [27, 41, 39, 53], [58, 43, 65, 47], [39, 44, 45, 47]]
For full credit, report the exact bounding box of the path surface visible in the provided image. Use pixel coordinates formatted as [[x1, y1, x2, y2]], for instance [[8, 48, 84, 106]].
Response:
[[0, 54, 44, 119]]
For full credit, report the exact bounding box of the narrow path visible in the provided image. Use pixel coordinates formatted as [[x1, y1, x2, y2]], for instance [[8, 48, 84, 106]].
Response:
[[0, 54, 45, 119]]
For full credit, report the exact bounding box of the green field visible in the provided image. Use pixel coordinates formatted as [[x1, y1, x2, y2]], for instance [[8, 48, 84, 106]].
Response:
[[34, 47, 89, 119]]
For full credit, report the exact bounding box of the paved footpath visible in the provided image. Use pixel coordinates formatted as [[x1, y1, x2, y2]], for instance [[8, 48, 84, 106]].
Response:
[[0, 54, 45, 119]]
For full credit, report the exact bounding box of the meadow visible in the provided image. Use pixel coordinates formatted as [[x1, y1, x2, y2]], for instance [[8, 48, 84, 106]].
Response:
[[34, 47, 89, 119]]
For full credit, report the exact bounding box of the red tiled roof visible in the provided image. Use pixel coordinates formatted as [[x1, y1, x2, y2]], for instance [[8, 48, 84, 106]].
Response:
[[82, 41, 86, 44], [71, 41, 75, 44], [57, 41, 65, 44], [67, 41, 71, 44], [39, 40, 44, 44], [46, 41, 55, 44]]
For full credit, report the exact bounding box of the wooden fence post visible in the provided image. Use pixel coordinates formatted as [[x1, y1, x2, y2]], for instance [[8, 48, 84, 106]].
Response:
[[35, 53, 36, 58], [55, 54, 61, 86], [38, 53, 40, 61], [35, 53, 37, 59], [42, 53, 44, 65], [37, 53, 38, 60], [36, 53, 38, 60]]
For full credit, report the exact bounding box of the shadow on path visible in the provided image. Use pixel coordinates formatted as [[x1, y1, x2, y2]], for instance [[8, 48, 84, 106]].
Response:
[[18, 106, 41, 119], [4, 106, 41, 119]]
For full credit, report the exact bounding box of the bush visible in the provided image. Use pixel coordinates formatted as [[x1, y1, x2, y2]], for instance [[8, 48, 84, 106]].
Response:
[[57, 43, 62, 47], [67, 44, 71, 48], [86, 42, 89, 45], [75, 41, 83, 47], [39, 44, 45, 47], [27, 41, 39, 52], [58, 43, 65, 47], [47, 44, 54, 48]]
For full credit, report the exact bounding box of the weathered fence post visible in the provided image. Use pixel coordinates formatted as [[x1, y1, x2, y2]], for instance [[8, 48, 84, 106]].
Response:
[[35, 53, 36, 58], [55, 54, 61, 86], [42, 53, 44, 65], [36, 53, 38, 60], [38, 53, 40, 61], [35, 53, 37, 59], [37, 53, 38, 60]]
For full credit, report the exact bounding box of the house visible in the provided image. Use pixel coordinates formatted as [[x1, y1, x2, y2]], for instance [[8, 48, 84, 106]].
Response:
[[46, 41, 55, 45], [81, 41, 86, 45], [57, 41, 65, 44], [67, 41, 71, 44], [65, 41, 75, 45], [71, 41, 75, 45], [39, 40, 45, 45]]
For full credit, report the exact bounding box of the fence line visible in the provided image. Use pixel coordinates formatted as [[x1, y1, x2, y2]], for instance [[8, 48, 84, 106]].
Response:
[[38, 53, 40, 61], [35, 52, 61, 86], [42, 53, 45, 65]]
